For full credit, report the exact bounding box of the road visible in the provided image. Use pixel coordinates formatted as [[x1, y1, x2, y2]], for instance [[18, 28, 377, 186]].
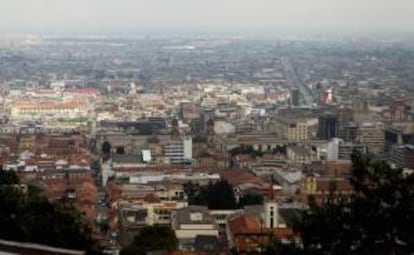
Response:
[[281, 57, 315, 106]]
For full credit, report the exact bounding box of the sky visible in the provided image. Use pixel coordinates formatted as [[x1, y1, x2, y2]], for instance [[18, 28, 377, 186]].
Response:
[[0, 0, 413, 35]]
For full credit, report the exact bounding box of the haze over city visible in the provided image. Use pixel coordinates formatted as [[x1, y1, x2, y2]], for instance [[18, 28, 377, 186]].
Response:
[[1, 0, 414, 35]]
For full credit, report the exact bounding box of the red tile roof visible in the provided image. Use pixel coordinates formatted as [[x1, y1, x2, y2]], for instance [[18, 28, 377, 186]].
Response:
[[228, 215, 260, 234], [217, 170, 264, 186]]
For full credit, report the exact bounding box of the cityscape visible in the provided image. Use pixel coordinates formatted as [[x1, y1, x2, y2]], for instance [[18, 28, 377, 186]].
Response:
[[0, 1, 414, 255]]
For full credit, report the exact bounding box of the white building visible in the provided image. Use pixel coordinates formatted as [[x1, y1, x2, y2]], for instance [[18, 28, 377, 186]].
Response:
[[264, 201, 279, 229], [326, 138, 341, 161], [287, 146, 318, 164], [214, 121, 236, 134], [128, 172, 221, 185], [164, 137, 192, 164]]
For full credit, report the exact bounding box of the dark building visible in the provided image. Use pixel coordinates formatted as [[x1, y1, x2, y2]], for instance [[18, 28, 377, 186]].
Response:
[[290, 89, 300, 107], [190, 118, 202, 134], [318, 114, 338, 140], [339, 124, 358, 142], [200, 108, 215, 134], [336, 107, 353, 128]]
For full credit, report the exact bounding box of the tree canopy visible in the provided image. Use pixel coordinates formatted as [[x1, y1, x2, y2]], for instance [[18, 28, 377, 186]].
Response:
[[229, 144, 264, 158], [239, 192, 264, 207], [120, 225, 178, 255], [0, 171, 100, 254], [0, 170, 19, 185], [115, 146, 125, 154], [300, 152, 414, 255], [186, 180, 238, 210], [101, 140, 111, 155]]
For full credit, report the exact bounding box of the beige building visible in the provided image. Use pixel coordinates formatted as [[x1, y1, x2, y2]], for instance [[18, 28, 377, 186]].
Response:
[[269, 117, 313, 141], [213, 133, 287, 153], [357, 121, 385, 153], [287, 146, 319, 164], [118, 200, 188, 226]]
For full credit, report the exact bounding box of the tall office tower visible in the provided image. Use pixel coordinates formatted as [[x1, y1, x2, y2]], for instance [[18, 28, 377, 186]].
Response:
[[274, 117, 310, 141], [336, 107, 354, 128], [352, 97, 372, 124], [290, 89, 300, 106], [200, 108, 215, 134], [318, 113, 338, 140], [357, 121, 385, 153]]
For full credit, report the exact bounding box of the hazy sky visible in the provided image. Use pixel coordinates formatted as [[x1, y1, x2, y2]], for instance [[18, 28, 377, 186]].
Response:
[[0, 0, 413, 35]]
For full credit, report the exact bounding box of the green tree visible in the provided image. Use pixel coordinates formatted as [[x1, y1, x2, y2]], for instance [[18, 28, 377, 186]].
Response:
[[101, 140, 111, 155], [0, 170, 19, 185], [0, 170, 100, 254], [121, 225, 178, 255], [190, 180, 238, 210], [183, 181, 199, 202], [239, 192, 264, 208], [229, 145, 263, 158], [119, 245, 140, 255], [263, 235, 302, 255], [115, 146, 125, 154], [300, 152, 414, 255]]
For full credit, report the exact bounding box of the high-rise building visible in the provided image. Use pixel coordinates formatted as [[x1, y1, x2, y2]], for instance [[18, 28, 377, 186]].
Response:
[[339, 123, 358, 142], [274, 117, 310, 141], [357, 121, 385, 153], [326, 138, 341, 161], [200, 108, 215, 133], [352, 97, 372, 124], [318, 113, 338, 140], [290, 89, 300, 107], [336, 107, 354, 128]]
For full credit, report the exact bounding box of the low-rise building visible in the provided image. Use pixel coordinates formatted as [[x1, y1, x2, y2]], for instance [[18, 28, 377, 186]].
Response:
[[388, 144, 414, 169], [171, 206, 220, 251], [272, 170, 302, 194], [117, 200, 188, 245], [227, 201, 296, 255], [287, 146, 318, 164], [300, 174, 353, 204]]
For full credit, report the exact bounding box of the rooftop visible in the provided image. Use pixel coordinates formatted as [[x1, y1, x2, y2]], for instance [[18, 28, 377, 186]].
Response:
[[174, 206, 216, 226]]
